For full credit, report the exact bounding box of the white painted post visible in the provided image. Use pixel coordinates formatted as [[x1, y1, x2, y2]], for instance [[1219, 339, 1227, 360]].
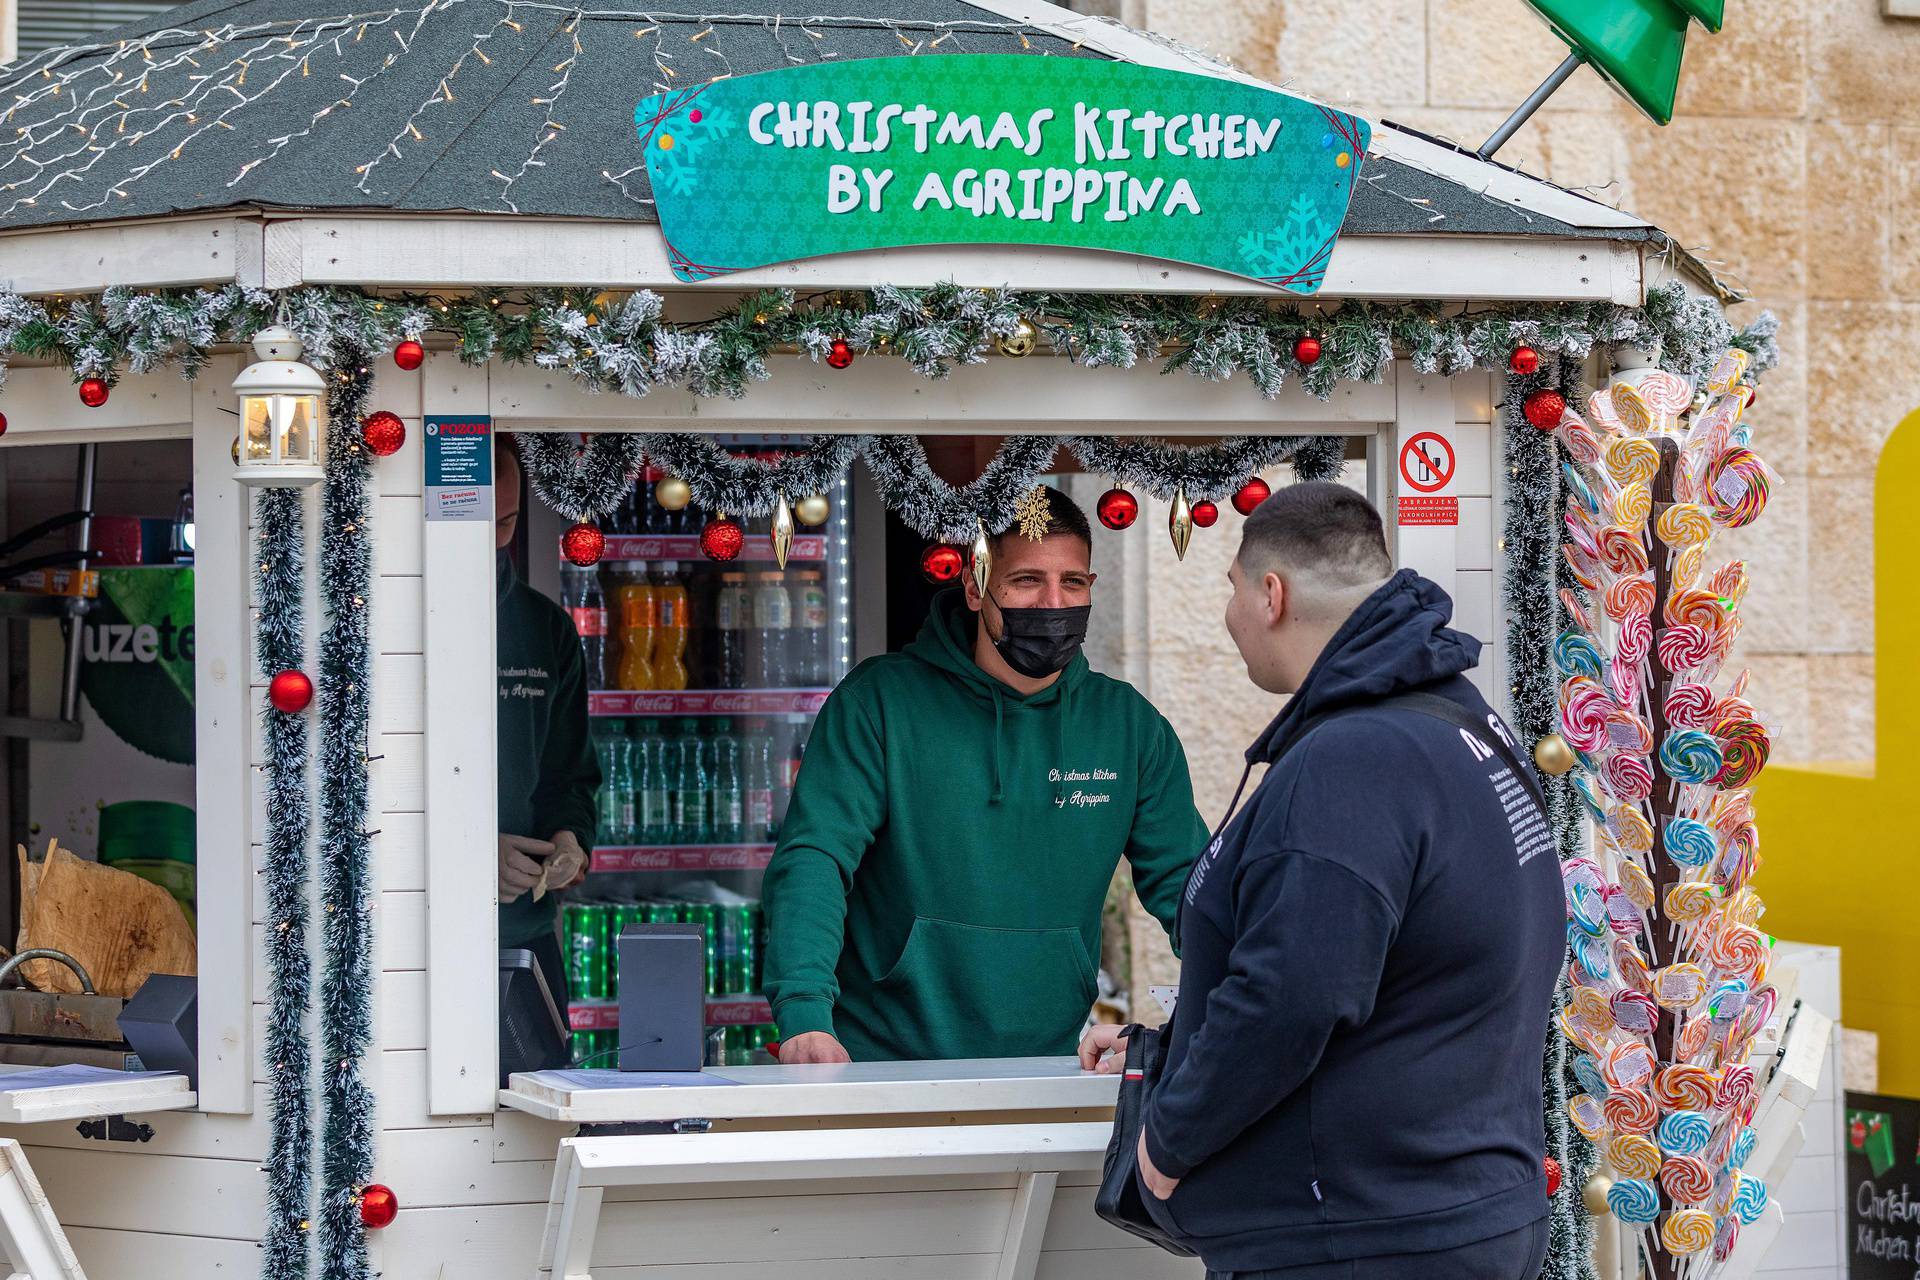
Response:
[[1386, 361, 1460, 602], [190, 357, 253, 1114], [421, 355, 501, 1114]]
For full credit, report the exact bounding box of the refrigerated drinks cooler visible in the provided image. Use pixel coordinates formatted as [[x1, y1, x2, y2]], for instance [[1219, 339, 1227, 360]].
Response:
[[550, 441, 856, 1070]]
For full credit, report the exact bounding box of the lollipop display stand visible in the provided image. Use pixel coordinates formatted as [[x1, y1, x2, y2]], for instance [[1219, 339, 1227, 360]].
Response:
[[1552, 354, 1824, 1279]]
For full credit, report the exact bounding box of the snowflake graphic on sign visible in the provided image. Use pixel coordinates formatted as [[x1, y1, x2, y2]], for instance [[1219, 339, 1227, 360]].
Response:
[[1237, 194, 1326, 286], [648, 105, 737, 198]]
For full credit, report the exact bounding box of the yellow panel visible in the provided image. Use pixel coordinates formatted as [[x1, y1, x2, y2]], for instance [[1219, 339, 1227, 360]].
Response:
[[1755, 406, 1920, 1095]]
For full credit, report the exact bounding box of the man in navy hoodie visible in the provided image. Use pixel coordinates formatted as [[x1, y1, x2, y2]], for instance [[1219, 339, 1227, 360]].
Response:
[[1081, 482, 1563, 1278]]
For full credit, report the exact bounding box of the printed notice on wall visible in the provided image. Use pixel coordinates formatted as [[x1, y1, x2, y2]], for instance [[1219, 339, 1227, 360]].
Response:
[[424, 416, 492, 522]]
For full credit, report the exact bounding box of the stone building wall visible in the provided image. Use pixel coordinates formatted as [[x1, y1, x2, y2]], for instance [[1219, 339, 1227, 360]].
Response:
[[1095, 1, 1920, 1014]]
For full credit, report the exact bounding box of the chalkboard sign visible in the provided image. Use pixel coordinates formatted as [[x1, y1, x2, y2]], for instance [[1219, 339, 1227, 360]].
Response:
[[1847, 1090, 1920, 1277]]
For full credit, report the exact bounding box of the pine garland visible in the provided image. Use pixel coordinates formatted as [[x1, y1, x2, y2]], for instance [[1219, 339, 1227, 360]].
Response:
[[316, 356, 378, 1280], [255, 486, 313, 1280], [513, 433, 647, 523], [1063, 434, 1340, 501], [639, 434, 861, 518]]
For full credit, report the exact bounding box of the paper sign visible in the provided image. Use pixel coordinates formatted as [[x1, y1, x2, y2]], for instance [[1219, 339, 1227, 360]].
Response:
[[423, 416, 492, 522], [634, 56, 1371, 292], [1149, 985, 1179, 1017]]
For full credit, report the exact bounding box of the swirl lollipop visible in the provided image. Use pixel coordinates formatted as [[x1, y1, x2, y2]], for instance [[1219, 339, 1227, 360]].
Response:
[[1664, 884, 1718, 933], [1660, 729, 1725, 785], [1717, 1063, 1757, 1114], [1654, 961, 1708, 1009], [1559, 678, 1612, 752], [1724, 887, 1766, 928], [1570, 983, 1611, 1023], [1672, 542, 1706, 591], [1598, 526, 1650, 576], [1658, 1111, 1712, 1159], [1559, 587, 1592, 633], [1711, 558, 1750, 604], [1601, 754, 1654, 803], [1714, 718, 1772, 788], [1609, 1132, 1664, 1180], [1560, 419, 1603, 467], [1730, 1126, 1758, 1170], [1664, 682, 1716, 729], [1604, 1090, 1659, 1138], [1612, 480, 1652, 529], [1664, 586, 1728, 632], [1573, 1054, 1610, 1100], [1562, 545, 1600, 591], [1617, 860, 1656, 911], [1705, 446, 1771, 527], [1607, 1177, 1662, 1226], [1605, 706, 1654, 754], [1608, 652, 1642, 706], [1604, 884, 1643, 936], [1562, 465, 1603, 516], [1709, 979, 1751, 1023], [1604, 1044, 1658, 1092], [1606, 435, 1663, 485], [1609, 806, 1655, 856], [1657, 624, 1713, 676], [1655, 1064, 1719, 1112], [1619, 611, 1654, 664], [1611, 988, 1658, 1034], [1713, 692, 1756, 724], [1554, 633, 1606, 683], [1571, 772, 1607, 822], [1657, 502, 1714, 548], [1731, 1174, 1769, 1226], [1605, 573, 1656, 622], [1713, 1214, 1742, 1264], [1709, 923, 1769, 980], [1705, 348, 1750, 395], [1663, 817, 1719, 869], [1614, 938, 1653, 993], [1677, 1013, 1712, 1062], [1662, 1207, 1716, 1255], [1562, 856, 1605, 898], [1568, 1093, 1608, 1140], [1661, 1153, 1714, 1204]]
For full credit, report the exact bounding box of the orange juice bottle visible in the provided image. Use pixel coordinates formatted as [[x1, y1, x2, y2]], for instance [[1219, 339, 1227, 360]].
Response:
[[614, 563, 657, 692], [650, 561, 690, 691]]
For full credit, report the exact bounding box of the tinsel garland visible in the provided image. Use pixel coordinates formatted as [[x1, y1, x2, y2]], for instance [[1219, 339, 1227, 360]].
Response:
[[255, 487, 313, 1279], [1063, 433, 1345, 497], [316, 356, 378, 1280], [513, 433, 648, 523], [860, 435, 1066, 543], [1502, 353, 1600, 1280], [0, 282, 1775, 407], [639, 434, 861, 520]]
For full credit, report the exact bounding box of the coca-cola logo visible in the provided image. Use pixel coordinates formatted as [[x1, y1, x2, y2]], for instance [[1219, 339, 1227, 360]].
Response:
[[711, 693, 754, 712]]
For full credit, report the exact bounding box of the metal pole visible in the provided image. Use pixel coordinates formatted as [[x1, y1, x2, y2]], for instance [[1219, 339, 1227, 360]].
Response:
[[58, 442, 97, 724], [1478, 51, 1583, 159]]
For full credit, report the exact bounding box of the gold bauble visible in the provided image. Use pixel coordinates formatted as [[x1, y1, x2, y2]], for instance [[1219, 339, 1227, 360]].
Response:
[[231, 435, 242, 467], [970, 519, 992, 598], [771, 492, 794, 570], [996, 318, 1037, 358], [1168, 487, 1194, 562], [1533, 733, 1577, 776], [655, 476, 692, 511], [794, 494, 831, 526], [1582, 1175, 1614, 1216]]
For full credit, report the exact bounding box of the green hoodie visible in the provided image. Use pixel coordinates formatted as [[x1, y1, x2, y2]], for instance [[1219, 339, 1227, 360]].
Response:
[[763, 589, 1205, 1061]]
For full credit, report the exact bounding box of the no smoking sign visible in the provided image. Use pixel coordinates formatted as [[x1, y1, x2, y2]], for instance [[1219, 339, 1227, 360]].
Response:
[[1397, 431, 1458, 526]]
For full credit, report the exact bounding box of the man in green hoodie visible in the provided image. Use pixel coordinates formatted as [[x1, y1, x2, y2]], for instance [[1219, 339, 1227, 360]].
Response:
[[765, 487, 1206, 1063], [494, 436, 600, 1005]]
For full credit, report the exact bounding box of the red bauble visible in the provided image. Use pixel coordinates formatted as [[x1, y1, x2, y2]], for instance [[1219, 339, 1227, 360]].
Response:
[[1509, 346, 1541, 376], [561, 522, 605, 567], [393, 339, 425, 371], [0, 411, 8, 436], [1292, 335, 1322, 365], [269, 670, 313, 715], [920, 544, 964, 583], [358, 1184, 399, 1230], [1522, 388, 1566, 431], [1544, 1157, 1561, 1198], [826, 338, 854, 370], [1231, 477, 1271, 516], [1096, 487, 1139, 530], [360, 411, 406, 458], [78, 378, 110, 408], [700, 516, 745, 562], [1190, 500, 1219, 528]]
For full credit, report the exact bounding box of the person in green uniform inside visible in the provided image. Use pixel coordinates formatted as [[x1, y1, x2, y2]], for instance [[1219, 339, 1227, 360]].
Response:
[[765, 486, 1206, 1063], [494, 435, 600, 1005]]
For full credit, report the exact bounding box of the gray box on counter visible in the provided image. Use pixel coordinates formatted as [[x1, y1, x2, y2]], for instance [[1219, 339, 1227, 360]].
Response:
[[617, 923, 705, 1072]]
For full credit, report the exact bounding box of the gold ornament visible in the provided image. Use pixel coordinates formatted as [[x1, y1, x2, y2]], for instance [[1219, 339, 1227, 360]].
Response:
[[771, 492, 794, 569], [970, 519, 992, 598], [1169, 487, 1194, 562], [1582, 1175, 1614, 1216], [655, 476, 692, 511], [996, 317, 1038, 358], [231, 435, 242, 467], [1013, 485, 1052, 541], [794, 494, 831, 526], [1533, 733, 1577, 776]]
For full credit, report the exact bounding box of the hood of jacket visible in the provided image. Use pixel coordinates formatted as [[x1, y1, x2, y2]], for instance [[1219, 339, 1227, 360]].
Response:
[[1248, 569, 1481, 766]]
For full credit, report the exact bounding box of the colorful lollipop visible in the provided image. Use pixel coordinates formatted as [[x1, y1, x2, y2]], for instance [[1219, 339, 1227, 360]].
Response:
[[1614, 938, 1653, 993], [1705, 446, 1771, 527], [1730, 1126, 1758, 1170], [1653, 961, 1708, 1009], [1554, 632, 1606, 683], [1611, 988, 1658, 1034], [1559, 587, 1592, 633], [1608, 805, 1655, 856], [1714, 718, 1772, 788], [1657, 502, 1714, 548], [1605, 574, 1656, 622], [1657, 624, 1713, 676], [1664, 586, 1728, 632], [1663, 817, 1719, 868], [1717, 1063, 1757, 1114], [1601, 754, 1655, 803], [1664, 682, 1716, 729], [1608, 1132, 1664, 1180], [1672, 542, 1706, 591], [1606, 435, 1662, 485], [1657, 1112, 1713, 1159], [1661, 1153, 1714, 1204], [1559, 419, 1603, 467], [1598, 526, 1650, 576], [1562, 460, 1601, 510], [1662, 1207, 1716, 1255], [1660, 729, 1725, 785], [1604, 1044, 1658, 1092], [1617, 860, 1657, 910], [1731, 1174, 1769, 1225], [1568, 1093, 1608, 1140], [1573, 1054, 1610, 1100], [1612, 480, 1653, 528], [1654, 1063, 1718, 1112], [1708, 923, 1769, 980], [1607, 1177, 1662, 1225]]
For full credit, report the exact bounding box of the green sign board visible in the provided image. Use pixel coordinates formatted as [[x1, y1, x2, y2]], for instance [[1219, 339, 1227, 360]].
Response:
[[633, 56, 1371, 293]]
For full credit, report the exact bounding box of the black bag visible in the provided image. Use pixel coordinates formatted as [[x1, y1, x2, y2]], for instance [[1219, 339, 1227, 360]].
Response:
[[1093, 1022, 1197, 1256], [1091, 688, 1543, 1255]]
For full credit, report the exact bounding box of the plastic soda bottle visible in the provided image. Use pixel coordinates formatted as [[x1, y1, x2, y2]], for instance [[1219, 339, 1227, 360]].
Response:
[[750, 570, 792, 687], [636, 720, 673, 844], [710, 719, 745, 843], [792, 569, 829, 685], [561, 564, 611, 690], [743, 719, 776, 841], [673, 718, 710, 843], [713, 571, 751, 690], [595, 727, 626, 844], [651, 562, 690, 691], [614, 562, 657, 691]]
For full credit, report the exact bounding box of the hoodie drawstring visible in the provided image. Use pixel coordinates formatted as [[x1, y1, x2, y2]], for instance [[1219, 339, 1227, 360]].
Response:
[[988, 685, 1006, 804], [1211, 757, 1257, 842], [1054, 679, 1073, 805]]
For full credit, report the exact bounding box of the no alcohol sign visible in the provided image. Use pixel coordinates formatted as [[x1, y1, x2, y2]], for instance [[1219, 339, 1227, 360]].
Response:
[[1398, 431, 1458, 526]]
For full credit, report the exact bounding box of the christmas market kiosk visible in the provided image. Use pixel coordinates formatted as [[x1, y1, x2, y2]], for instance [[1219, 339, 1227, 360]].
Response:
[[0, 1, 1831, 1278]]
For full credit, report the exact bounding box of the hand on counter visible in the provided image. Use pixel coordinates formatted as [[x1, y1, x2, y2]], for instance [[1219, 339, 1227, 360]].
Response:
[[498, 833, 555, 904], [1077, 1023, 1130, 1074], [778, 1031, 851, 1064], [1137, 1130, 1179, 1199]]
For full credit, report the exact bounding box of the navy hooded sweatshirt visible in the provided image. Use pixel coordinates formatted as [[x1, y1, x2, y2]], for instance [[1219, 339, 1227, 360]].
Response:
[[1140, 570, 1563, 1270]]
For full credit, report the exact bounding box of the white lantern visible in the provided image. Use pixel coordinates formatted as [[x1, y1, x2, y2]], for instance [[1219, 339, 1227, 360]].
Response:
[[233, 326, 326, 487]]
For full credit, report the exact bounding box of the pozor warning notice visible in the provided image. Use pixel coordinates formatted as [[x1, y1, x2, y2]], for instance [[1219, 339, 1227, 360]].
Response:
[[634, 56, 1370, 292]]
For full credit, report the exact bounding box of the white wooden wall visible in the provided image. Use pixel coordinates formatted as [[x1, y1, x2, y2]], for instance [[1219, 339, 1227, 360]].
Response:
[[1752, 944, 1847, 1280]]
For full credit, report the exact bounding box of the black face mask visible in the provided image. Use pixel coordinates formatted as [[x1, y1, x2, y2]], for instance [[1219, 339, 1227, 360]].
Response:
[[986, 589, 1091, 679]]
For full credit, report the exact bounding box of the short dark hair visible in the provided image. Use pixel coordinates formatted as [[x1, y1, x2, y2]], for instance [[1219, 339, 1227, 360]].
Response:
[[1237, 481, 1391, 585], [990, 485, 1092, 555]]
